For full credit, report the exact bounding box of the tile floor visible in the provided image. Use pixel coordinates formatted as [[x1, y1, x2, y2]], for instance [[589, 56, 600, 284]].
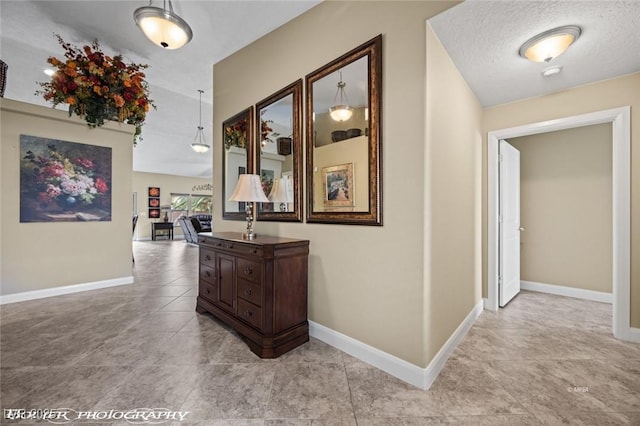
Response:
[[1, 240, 639, 425]]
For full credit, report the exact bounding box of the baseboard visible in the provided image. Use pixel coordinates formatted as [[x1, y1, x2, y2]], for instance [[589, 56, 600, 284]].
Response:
[[617, 326, 640, 343], [309, 300, 483, 390], [423, 300, 483, 389], [521, 280, 612, 304], [0, 276, 133, 305]]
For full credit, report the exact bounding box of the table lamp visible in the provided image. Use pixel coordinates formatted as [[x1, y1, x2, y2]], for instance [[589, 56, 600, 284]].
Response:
[[268, 176, 293, 212], [229, 174, 269, 240]]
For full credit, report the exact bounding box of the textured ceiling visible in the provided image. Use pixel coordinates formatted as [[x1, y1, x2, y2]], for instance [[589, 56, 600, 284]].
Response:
[[428, 0, 640, 107]]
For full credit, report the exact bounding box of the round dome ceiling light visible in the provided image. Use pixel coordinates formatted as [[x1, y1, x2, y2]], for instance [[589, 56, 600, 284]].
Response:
[[519, 25, 582, 63]]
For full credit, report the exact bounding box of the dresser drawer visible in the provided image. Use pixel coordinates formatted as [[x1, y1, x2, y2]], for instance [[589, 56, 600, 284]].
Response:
[[200, 264, 216, 284], [201, 238, 264, 258], [237, 279, 262, 307], [199, 281, 217, 303], [237, 258, 262, 284], [200, 249, 215, 266], [237, 298, 262, 330]]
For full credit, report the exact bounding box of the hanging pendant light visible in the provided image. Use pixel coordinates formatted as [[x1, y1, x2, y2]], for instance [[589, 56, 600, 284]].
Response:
[[134, 0, 193, 50], [329, 71, 353, 122], [191, 89, 210, 153]]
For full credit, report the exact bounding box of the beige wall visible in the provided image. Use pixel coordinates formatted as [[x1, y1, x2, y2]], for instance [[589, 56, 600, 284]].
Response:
[[1, 99, 134, 296], [312, 135, 368, 212], [483, 72, 640, 328], [509, 124, 612, 293], [213, 1, 461, 367], [425, 24, 483, 363], [132, 171, 212, 240]]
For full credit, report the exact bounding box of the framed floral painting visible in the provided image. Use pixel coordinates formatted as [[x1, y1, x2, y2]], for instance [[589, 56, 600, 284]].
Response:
[[20, 135, 112, 222]]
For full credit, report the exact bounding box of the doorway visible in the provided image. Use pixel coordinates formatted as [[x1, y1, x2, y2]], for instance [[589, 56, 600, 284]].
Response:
[[487, 106, 633, 341]]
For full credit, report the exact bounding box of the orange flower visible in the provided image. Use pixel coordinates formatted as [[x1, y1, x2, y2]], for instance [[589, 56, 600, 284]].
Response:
[[113, 95, 125, 108], [93, 85, 102, 95], [66, 96, 76, 105]]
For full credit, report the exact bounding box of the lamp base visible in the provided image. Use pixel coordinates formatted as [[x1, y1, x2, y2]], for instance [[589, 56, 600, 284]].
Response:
[[241, 232, 257, 240]]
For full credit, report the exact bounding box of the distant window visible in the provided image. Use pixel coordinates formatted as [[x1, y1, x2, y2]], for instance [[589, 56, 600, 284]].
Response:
[[170, 193, 212, 221]]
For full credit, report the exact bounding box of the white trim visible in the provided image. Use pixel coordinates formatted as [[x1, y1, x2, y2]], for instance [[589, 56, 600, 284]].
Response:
[[422, 300, 483, 389], [0, 276, 133, 305], [520, 280, 612, 304], [483, 298, 491, 310], [619, 327, 640, 344], [487, 106, 632, 342], [309, 300, 483, 390]]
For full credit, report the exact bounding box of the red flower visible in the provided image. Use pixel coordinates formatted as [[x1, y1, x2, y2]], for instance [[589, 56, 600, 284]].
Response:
[[95, 177, 109, 193], [123, 91, 134, 102], [75, 158, 94, 169]]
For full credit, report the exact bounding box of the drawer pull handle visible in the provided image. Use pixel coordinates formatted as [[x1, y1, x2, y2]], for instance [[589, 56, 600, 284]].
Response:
[[244, 310, 253, 317], [224, 244, 234, 249], [243, 267, 253, 276], [205, 271, 211, 277], [244, 288, 252, 296], [251, 249, 257, 254], [205, 255, 211, 261], [205, 288, 210, 294]]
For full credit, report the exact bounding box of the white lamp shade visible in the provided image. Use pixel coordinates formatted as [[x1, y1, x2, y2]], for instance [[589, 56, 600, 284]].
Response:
[[329, 105, 353, 122], [191, 142, 209, 153], [268, 177, 293, 203], [134, 5, 193, 49], [229, 174, 269, 203]]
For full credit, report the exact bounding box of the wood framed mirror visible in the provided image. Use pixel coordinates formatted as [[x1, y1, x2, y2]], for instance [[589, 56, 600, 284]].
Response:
[[305, 35, 382, 225], [255, 80, 303, 222], [222, 106, 253, 220]]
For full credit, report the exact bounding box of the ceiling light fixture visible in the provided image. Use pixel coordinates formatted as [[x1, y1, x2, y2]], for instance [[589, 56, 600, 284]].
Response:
[[541, 65, 563, 77], [44, 68, 56, 76], [191, 89, 210, 153], [134, 0, 193, 49], [519, 25, 582, 63], [329, 71, 353, 122]]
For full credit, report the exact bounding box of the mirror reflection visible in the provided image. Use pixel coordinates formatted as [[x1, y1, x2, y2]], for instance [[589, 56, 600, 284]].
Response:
[[222, 107, 252, 220], [256, 80, 302, 222], [305, 35, 382, 225], [312, 56, 369, 212]]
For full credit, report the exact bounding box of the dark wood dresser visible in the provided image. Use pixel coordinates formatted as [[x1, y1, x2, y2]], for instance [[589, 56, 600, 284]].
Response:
[[196, 232, 309, 358]]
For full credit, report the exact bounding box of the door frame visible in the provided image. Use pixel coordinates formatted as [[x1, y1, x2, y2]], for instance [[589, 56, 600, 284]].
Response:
[[487, 106, 632, 340]]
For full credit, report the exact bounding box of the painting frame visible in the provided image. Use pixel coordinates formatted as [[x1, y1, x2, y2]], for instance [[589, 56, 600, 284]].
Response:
[[19, 134, 112, 223], [322, 163, 355, 207], [148, 187, 160, 197]]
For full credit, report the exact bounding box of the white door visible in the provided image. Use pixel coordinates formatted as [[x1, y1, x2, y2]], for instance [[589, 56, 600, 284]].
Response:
[[499, 140, 521, 307]]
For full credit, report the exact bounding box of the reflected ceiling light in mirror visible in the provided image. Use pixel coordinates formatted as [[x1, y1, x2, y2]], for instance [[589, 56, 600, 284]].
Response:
[[134, 0, 193, 49], [191, 89, 210, 153], [519, 25, 581, 63], [329, 71, 353, 122], [229, 174, 269, 240]]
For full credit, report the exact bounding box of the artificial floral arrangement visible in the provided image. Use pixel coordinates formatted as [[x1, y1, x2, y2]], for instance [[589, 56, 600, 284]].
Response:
[[224, 118, 248, 150], [260, 118, 274, 144], [36, 34, 155, 144]]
